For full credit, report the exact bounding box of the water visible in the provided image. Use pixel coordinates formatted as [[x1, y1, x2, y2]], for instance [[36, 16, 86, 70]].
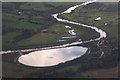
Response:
[[18, 46, 87, 67], [52, 0, 106, 57], [2, 0, 107, 67], [1, 0, 106, 55]]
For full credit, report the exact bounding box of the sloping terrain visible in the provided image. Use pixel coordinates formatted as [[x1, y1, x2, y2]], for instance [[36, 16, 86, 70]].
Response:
[[2, 2, 118, 78]]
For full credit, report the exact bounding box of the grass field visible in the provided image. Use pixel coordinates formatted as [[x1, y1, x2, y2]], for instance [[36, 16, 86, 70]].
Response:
[[79, 67, 118, 78], [17, 23, 85, 46], [3, 2, 118, 49], [3, 2, 85, 50], [18, 33, 59, 46], [2, 2, 118, 78], [3, 32, 21, 43], [3, 13, 45, 30], [60, 2, 118, 39], [20, 3, 52, 11]]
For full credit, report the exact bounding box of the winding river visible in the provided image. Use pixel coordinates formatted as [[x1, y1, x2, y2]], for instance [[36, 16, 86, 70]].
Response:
[[2, 0, 107, 67]]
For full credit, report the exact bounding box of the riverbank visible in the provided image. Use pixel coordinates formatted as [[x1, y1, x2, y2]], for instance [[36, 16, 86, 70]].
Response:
[[2, 1, 118, 78]]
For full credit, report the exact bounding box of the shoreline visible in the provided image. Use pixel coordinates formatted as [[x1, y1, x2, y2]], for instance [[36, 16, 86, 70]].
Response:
[[1, 0, 107, 57]]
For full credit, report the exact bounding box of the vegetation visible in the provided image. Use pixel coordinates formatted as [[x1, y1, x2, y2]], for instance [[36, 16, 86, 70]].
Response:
[[60, 2, 118, 39], [2, 2, 118, 78], [3, 32, 21, 43], [3, 2, 100, 50]]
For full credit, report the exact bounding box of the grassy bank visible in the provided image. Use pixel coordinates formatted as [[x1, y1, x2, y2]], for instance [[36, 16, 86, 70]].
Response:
[[2, 2, 118, 78]]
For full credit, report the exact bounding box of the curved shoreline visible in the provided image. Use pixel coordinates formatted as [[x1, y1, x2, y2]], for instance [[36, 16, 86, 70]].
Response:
[[52, 0, 107, 56], [1, 0, 107, 56], [52, 0, 106, 42], [18, 46, 88, 67]]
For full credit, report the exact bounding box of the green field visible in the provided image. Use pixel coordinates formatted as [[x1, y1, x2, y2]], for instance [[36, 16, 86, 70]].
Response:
[[17, 23, 85, 47], [3, 2, 87, 50], [3, 2, 91, 50], [3, 13, 47, 30], [3, 32, 21, 43], [2, 2, 118, 78], [20, 3, 52, 11], [18, 33, 59, 46], [60, 2, 118, 39]]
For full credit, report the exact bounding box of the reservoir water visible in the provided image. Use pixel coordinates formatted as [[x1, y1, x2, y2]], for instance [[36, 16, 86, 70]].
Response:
[[18, 0, 106, 67], [18, 46, 87, 67], [1, 0, 107, 67]]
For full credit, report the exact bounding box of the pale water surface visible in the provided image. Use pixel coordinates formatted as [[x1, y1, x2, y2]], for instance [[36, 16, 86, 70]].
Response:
[[18, 46, 87, 67], [2, 0, 107, 67]]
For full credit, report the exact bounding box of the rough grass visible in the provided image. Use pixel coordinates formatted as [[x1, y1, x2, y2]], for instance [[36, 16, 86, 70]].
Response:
[[17, 23, 85, 47], [20, 2, 52, 11], [3, 32, 21, 43], [2, 53, 40, 78], [60, 3, 118, 39], [3, 13, 44, 30], [2, 2, 85, 48], [18, 33, 59, 46], [2, 2, 118, 78], [78, 67, 118, 78], [47, 2, 78, 7]]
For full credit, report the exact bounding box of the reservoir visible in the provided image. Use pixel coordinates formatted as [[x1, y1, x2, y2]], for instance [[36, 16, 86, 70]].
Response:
[[18, 46, 87, 67]]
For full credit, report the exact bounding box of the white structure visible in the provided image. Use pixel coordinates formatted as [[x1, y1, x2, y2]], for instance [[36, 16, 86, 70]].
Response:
[[68, 29, 76, 35], [65, 25, 71, 29], [95, 17, 101, 21]]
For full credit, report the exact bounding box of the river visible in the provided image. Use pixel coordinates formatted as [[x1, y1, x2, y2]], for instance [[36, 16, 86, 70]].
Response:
[[2, 0, 107, 67]]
